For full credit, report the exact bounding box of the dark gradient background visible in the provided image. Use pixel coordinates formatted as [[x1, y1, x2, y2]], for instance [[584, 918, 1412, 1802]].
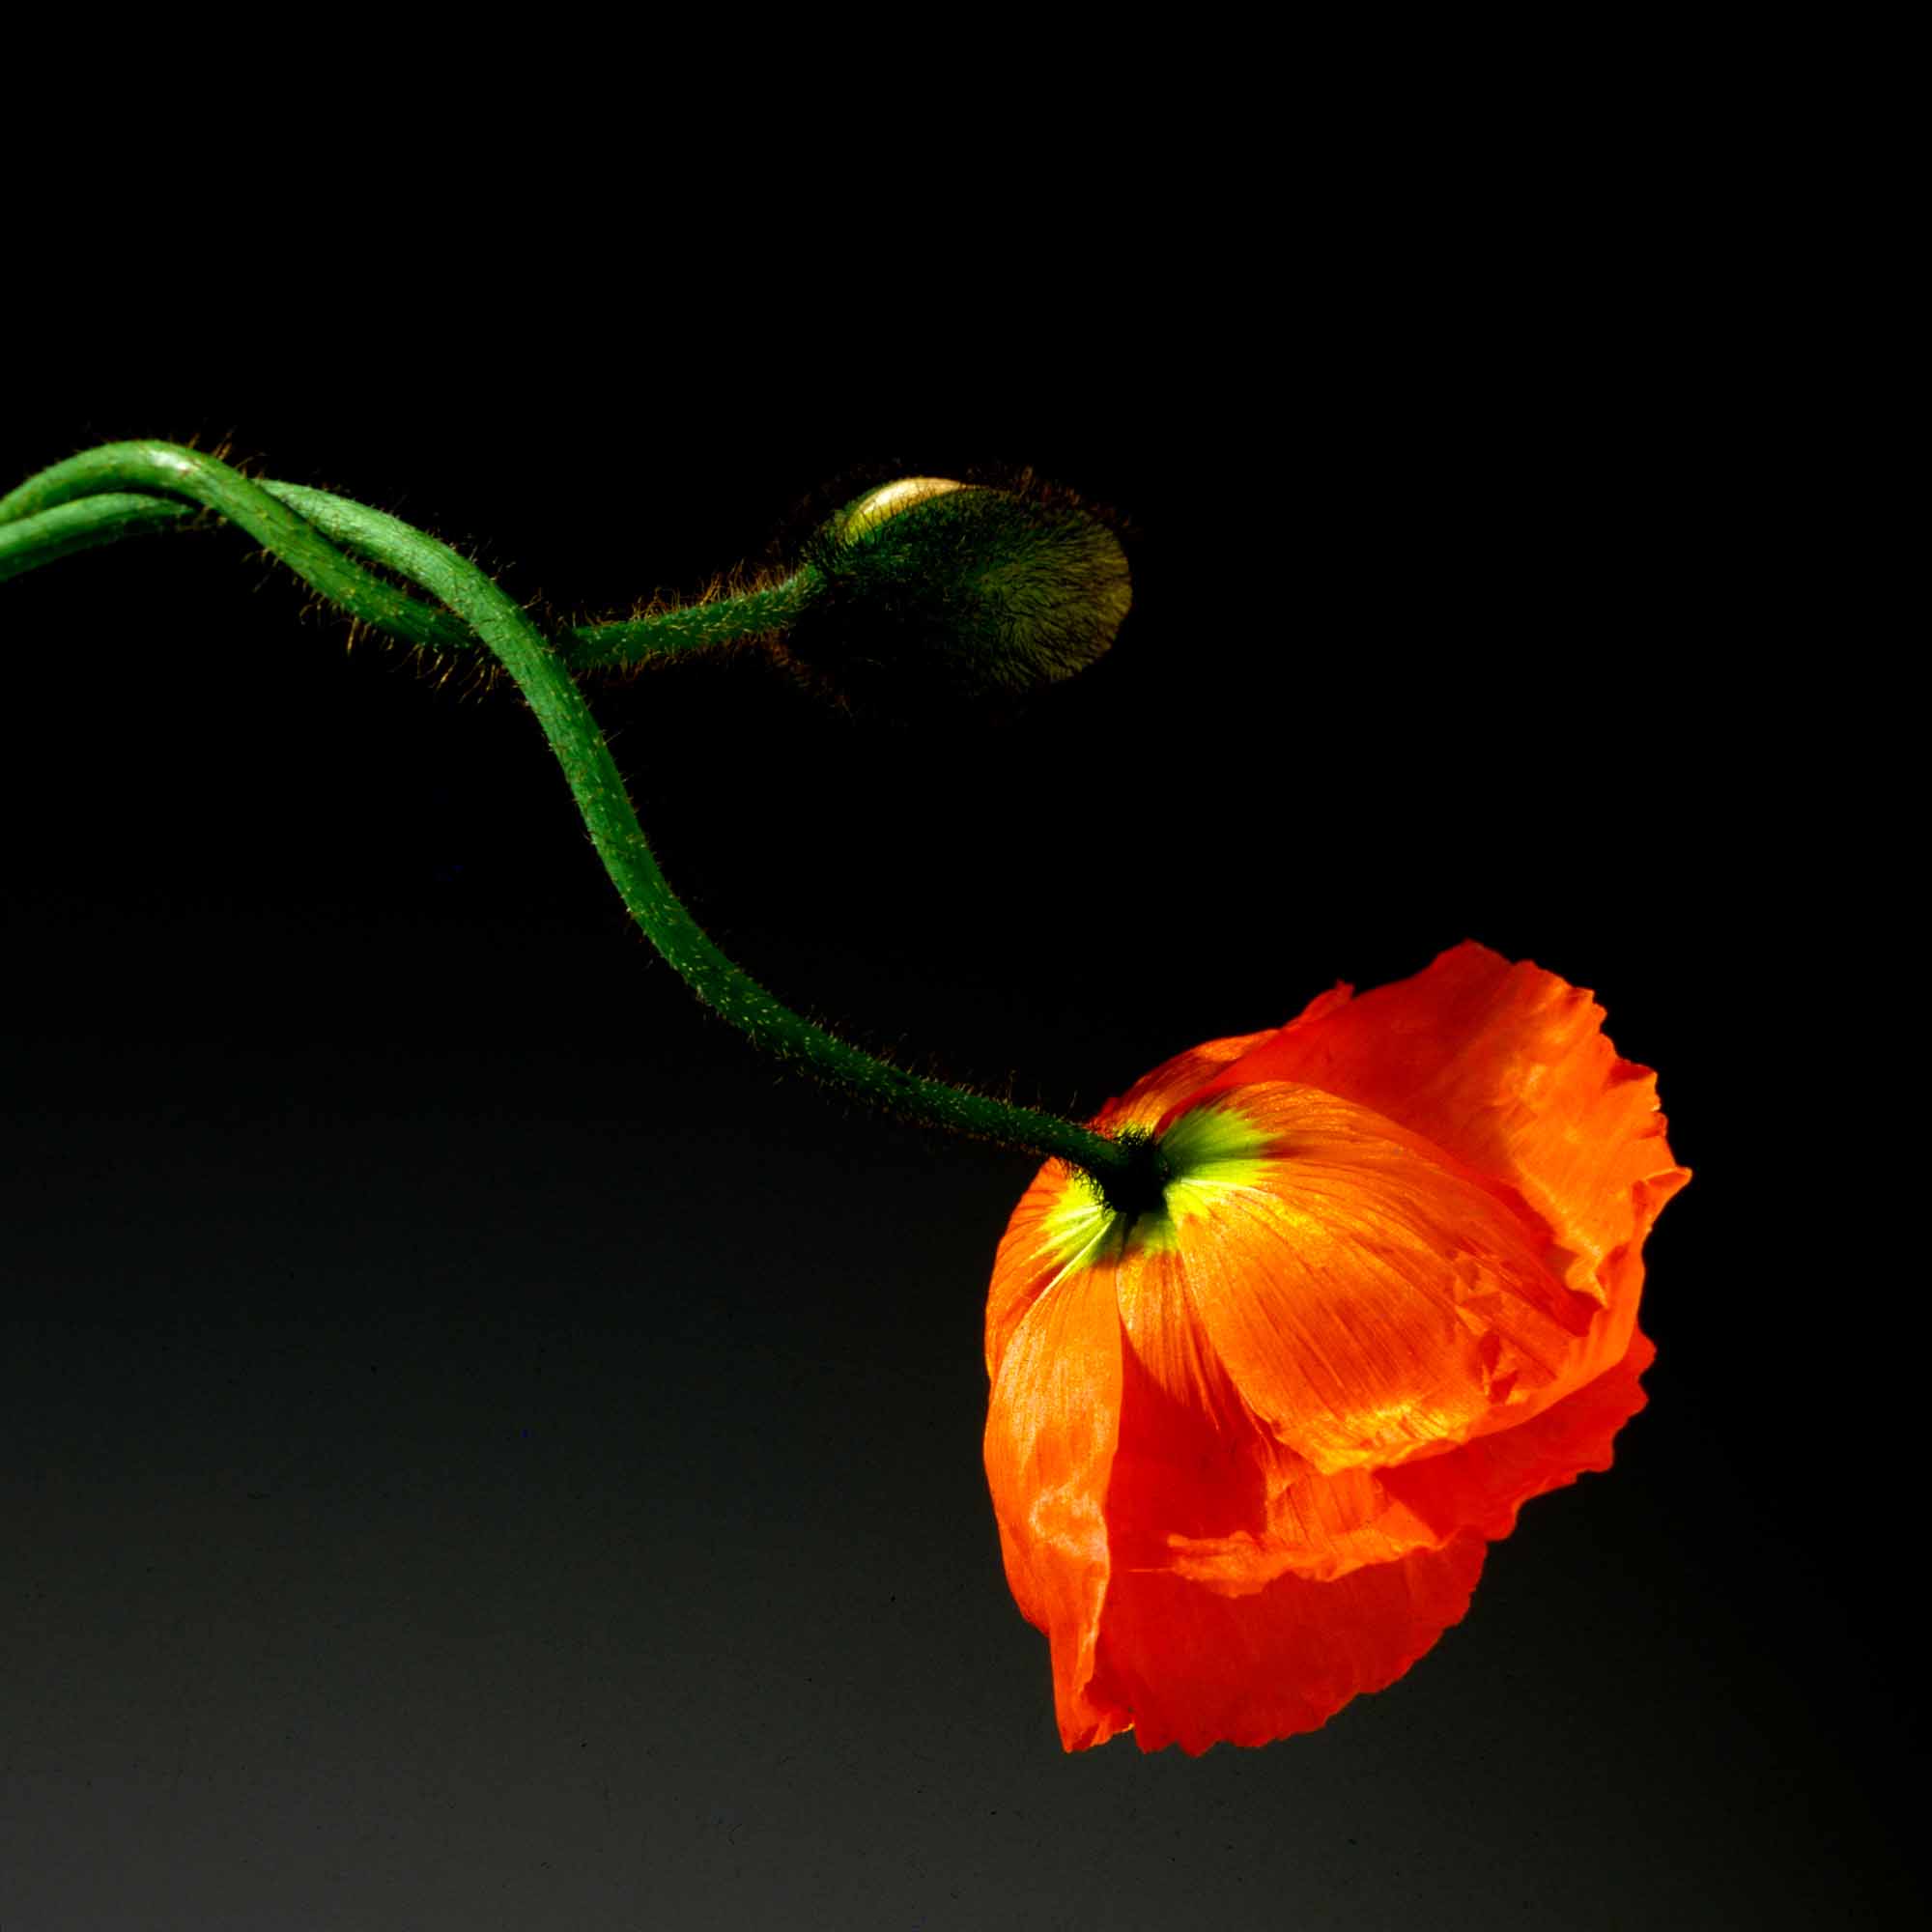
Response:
[[2, 354, 1908, 1928]]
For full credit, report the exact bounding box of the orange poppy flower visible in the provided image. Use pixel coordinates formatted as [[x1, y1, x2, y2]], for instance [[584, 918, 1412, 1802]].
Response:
[[983, 941, 1689, 1753]]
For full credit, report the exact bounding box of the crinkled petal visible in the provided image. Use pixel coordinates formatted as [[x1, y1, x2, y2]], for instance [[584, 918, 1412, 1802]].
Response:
[[1380, 1324, 1656, 1542], [999, 1256, 1653, 1751], [1017, 1233, 1491, 1752], [1088, 1533, 1488, 1754], [1095, 1026, 1274, 1129], [985, 1159, 1079, 1381], [983, 1236, 1126, 1750], [981, 945, 1685, 1755], [1205, 942, 1689, 1377], [1164, 1327, 1657, 1594], [1162, 1085, 1598, 1474], [1105, 1236, 1433, 1593]]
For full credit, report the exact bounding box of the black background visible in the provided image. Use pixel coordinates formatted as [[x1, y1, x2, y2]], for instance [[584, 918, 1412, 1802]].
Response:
[[1, 311, 1909, 1929]]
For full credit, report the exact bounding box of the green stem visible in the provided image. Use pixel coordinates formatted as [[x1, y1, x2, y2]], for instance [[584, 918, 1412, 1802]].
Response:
[[0, 443, 479, 654], [563, 571, 819, 669], [0, 440, 1146, 1194], [0, 492, 195, 583], [0, 447, 815, 668]]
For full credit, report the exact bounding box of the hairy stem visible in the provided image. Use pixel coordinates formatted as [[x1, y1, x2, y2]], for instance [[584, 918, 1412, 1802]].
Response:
[[0, 441, 1144, 1192], [0, 446, 815, 668], [0, 492, 195, 583]]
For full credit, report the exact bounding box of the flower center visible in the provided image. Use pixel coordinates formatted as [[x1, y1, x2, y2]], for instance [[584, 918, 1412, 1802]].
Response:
[[1044, 1098, 1277, 1272], [1094, 1127, 1175, 1222]]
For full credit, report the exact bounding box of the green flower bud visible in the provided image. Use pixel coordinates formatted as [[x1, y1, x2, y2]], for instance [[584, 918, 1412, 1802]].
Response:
[[785, 477, 1131, 710]]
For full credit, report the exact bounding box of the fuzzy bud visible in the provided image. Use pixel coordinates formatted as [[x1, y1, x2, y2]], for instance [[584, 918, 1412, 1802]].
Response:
[[783, 477, 1130, 710]]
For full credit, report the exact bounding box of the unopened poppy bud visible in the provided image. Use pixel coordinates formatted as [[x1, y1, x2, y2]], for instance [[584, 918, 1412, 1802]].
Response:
[[783, 476, 1131, 709]]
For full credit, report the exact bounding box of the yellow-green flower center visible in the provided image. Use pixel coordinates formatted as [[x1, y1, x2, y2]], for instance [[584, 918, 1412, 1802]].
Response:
[[1040, 1097, 1275, 1274]]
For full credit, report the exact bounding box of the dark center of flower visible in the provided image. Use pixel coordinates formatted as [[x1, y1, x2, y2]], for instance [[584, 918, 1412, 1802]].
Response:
[[1094, 1126, 1177, 1226]]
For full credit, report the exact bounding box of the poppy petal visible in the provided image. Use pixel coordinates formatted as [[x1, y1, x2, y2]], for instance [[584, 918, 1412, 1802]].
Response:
[[1209, 942, 1690, 1350], [983, 1212, 1128, 1750], [1088, 1532, 1488, 1754], [1094, 1027, 1275, 1130], [981, 947, 1685, 1754], [1106, 1236, 1437, 1592], [1380, 1323, 1657, 1543], [1007, 1233, 1492, 1752], [1163, 1328, 1657, 1593], [1160, 1085, 1599, 1474]]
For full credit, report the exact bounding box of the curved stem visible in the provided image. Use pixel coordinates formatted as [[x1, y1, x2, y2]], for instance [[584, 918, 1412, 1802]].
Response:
[[0, 492, 195, 584], [562, 571, 819, 669], [0, 450, 814, 668], [0, 443, 478, 653], [1, 441, 1143, 1192]]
